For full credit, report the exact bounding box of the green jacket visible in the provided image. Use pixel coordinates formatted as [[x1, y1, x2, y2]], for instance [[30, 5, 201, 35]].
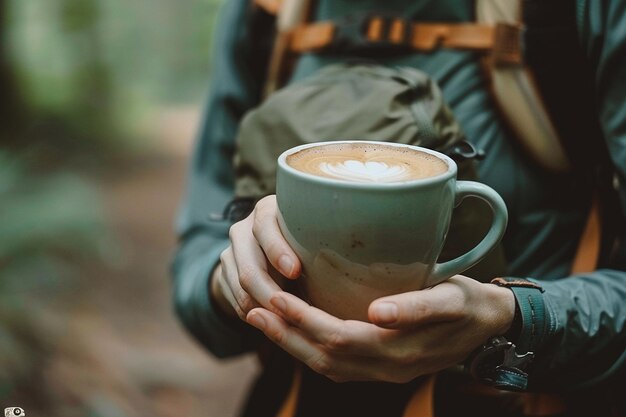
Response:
[[172, 0, 626, 394]]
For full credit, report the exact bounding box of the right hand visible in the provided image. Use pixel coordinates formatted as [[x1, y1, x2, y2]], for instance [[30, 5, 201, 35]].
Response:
[[211, 195, 302, 320]]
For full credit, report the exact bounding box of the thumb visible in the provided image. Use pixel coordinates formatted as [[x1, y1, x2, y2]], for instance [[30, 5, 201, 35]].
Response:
[[368, 283, 465, 329]]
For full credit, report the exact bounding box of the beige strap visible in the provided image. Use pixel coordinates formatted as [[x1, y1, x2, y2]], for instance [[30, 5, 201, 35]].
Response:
[[263, 0, 312, 98], [477, 0, 572, 173]]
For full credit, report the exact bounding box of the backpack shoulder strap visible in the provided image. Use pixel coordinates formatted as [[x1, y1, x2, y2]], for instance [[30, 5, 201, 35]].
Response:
[[479, 0, 606, 271], [476, 0, 571, 173], [521, 0, 605, 169], [262, 0, 312, 97]]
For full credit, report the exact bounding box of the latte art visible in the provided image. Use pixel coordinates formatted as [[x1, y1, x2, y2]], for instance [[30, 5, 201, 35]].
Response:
[[319, 160, 414, 183], [286, 142, 448, 183]]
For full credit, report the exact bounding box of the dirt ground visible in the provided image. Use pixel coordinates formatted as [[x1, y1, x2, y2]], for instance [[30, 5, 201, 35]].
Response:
[[38, 107, 259, 417]]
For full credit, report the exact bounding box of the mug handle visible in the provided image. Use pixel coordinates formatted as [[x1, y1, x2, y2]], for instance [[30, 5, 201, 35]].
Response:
[[428, 181, 508, 287]]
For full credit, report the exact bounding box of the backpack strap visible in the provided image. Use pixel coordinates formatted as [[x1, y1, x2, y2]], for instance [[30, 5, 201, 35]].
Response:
[[263, 0, 313, 97], [571, 194, 602, 274], [275, 365, 302, 417], [402, 374, 437, 417], [477, 0, 572, 173]]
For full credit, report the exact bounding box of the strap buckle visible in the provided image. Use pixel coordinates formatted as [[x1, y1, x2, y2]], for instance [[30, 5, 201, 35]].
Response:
[[443, 140, 486, 163], [467, 336, 534, 391]]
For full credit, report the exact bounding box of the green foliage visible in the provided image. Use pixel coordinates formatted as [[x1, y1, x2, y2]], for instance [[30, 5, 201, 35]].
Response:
[[6, 0, 225, 150], [0, 149, 112, 405], [0, 151, 106, 291]]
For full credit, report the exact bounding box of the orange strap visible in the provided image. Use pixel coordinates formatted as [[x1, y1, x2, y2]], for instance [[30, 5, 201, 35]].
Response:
[[286, 19, 522, 65], [402, 374, 437, 417], [275, 365, 302, 417], [253, 0, 523, 65], [571, 193, 602, 274], [289, 20, 496, 52], [290, 21, 335, 52]]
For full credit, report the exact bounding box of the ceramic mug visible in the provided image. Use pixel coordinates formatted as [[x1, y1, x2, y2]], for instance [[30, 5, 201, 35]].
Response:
[[276, 141, 508, 321]]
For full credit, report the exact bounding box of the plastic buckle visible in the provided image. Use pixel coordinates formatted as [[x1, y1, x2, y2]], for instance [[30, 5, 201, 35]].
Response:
[[444, 140, 486, 163], [330, 13, 412, 54]]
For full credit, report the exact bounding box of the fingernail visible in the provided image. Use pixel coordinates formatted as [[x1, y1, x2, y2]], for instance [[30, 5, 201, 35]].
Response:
[[278, 255, 295, 277], [374, 302, 398, 324], [271, 295, 287, 313], [247, 313, 266, 330]]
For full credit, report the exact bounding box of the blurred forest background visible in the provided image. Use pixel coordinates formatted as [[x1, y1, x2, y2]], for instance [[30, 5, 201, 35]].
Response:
[[0, 0, 258, 416]]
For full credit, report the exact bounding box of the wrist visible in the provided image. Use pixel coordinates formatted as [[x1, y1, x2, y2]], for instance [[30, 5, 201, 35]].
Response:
[[486, 282, 516, 336], [490, 277, 548, 354]]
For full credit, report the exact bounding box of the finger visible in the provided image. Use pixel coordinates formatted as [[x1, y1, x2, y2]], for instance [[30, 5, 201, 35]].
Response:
[[229, 219, 283, 310], [220, 248, 260, 318], [210, 262, 242, 319], [246, 308, 332, 375], [270, 292, 389, 357], [252, 195, 301, 279], [368, 281, 466, 329], [246, 308, 401, 383]]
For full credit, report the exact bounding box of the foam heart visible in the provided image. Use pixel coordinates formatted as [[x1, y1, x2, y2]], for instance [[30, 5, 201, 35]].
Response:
[[319, 160, 412, 183]]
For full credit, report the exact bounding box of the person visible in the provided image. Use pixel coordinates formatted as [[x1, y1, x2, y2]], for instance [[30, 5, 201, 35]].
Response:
[[171, 1, 626, 416]]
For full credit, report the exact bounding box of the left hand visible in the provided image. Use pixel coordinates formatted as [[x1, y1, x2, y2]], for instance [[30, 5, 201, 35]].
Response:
[[246, 275, 515, 383]]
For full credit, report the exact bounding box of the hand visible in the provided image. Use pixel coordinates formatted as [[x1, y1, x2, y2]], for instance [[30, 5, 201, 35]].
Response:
[[246, 275, 515, 383], [211, 195, 301, 320]]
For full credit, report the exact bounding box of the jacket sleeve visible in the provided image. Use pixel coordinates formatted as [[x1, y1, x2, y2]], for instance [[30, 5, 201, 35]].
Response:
[[507, 0, 626, 391], [171, 0, 266, 358]]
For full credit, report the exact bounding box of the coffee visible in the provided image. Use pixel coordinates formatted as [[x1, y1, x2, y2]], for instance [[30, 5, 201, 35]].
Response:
[[286, 142, 448, 183]]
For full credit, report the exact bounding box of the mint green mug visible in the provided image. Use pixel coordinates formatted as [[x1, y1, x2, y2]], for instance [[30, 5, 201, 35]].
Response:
[[276, 141, 508, 321]]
